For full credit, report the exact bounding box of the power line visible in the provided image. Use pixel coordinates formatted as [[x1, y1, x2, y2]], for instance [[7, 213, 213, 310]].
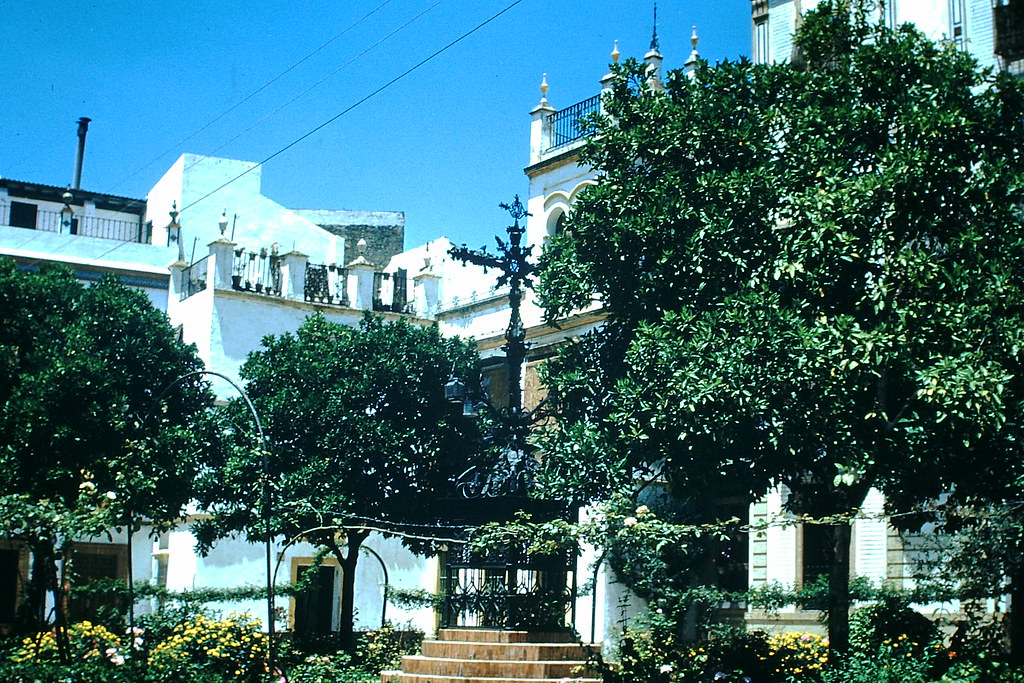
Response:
[[180, 0, 529, 215], [111, 0, 398, 193], [186, 0, 446, 172]]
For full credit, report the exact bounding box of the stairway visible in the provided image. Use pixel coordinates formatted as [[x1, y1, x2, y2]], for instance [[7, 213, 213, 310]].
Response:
[[381, 628, 601, 683]]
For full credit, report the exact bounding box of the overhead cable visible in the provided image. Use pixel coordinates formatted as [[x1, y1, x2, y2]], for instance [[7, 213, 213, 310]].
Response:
[[179, 0, 528, 215], [111, 0, 398, 193]]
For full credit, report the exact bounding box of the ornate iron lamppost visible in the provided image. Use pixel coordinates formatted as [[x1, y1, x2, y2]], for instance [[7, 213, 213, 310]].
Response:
[[441, 197, 576, 632], [447, 196, 539, 498]]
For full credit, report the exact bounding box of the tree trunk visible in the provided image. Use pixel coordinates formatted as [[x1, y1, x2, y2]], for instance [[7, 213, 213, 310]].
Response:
[[827, 522, 852, 657], [1010, 564, 1024, 665], [328, 530, 368, 651]]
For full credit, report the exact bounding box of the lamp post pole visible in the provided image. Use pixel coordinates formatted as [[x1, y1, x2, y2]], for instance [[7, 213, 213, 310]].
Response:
[[449, 196, 535, 417], [447, 196, 541, 499], [143, 370, 278, 674]]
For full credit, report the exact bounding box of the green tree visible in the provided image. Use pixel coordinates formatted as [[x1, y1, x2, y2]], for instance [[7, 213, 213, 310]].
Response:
[[0, 259, 214, 634], [538, 0, 1024, 654], [195, 313, 481, 648]]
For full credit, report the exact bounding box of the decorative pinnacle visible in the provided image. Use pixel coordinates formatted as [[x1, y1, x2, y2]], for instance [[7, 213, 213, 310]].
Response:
[[499, 195, 530, 227], [219, 209, 229, 236], [612, 40, 621, 65], [686, 25, 701, 69], [650, 1, 659, 53], [539, 73, 549, 105]]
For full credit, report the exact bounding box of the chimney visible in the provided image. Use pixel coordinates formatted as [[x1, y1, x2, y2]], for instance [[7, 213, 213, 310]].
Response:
[[73, 117, 91, 190]]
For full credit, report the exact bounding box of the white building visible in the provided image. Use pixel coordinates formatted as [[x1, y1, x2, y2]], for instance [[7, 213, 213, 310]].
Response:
[[752, 0, 1024, 74]]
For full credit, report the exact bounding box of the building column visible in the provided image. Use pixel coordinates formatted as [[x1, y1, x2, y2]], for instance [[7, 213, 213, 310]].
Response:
[[413, 271, 440, 317], [280, 250, 308, 301], [208, 237, 236, 290], [346, 257, 376, 311]]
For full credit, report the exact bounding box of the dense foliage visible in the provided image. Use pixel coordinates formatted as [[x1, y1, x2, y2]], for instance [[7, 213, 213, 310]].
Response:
[[0, 607, 414, 682], [537, 0, 1024, 653], [0, 259, 214, 634], [195, 312, 482, 647]]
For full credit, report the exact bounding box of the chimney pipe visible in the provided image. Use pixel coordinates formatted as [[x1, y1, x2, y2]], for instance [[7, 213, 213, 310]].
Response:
[[73, 117, 91, 190]]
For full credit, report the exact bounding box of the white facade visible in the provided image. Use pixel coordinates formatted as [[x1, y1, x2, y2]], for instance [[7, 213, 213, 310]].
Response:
[[752, 0, 1008, 72]]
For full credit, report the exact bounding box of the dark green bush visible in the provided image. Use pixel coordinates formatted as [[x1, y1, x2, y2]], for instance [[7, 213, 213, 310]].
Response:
[[849, 594, 939, 654]]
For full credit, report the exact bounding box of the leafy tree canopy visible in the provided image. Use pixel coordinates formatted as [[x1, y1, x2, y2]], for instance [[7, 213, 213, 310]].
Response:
[[195, 312, 482, 644], [0, 259, 213, 535], [539, 0, 1024, 517], [0, 258, 214, 629], [536, 0, 1024, 651]]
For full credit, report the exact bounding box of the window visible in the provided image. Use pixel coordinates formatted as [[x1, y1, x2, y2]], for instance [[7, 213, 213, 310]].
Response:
[[714, 501, 750, 593], [754, 17, 770, 64], [884, 0, 898, 28], [950, 0, 967, 50], [8, 201, 37, 229], [995, 0, 1024, 66], [800, 523, 833, 589]]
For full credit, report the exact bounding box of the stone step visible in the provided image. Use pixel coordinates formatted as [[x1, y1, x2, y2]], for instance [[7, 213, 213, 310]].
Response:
[[381, 674, 601, 683], [437, 629, 577, 643], [399, 654, 596, 679], [421, 639, 597, 661]]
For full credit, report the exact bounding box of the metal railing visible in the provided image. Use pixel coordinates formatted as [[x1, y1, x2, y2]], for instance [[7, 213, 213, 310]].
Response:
[[181, 256, 209, 300], [441, 543, 574, 631], [232, 248, 281, 296], [373, 269, 410, 313], [304, 263, 348, 304], [1, 205, 147, 243], [545, 94, 601, 151]]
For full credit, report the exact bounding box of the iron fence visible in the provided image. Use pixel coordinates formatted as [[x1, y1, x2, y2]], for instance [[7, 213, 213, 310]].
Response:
[[304, 263, 348, 304], [373, 269, 410, 313], [232, 248, 281, 296], [441, 543, 575, 631], [545, 94, 601, 151], [181, 256, 209, 300], [2, 205, 146, 243]]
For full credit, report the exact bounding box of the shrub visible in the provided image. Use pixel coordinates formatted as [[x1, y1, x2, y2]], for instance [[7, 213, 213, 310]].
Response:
[[9, 620, 124, 664], [287, 652, 376, 683], [820, 638, 942, 683], [763, 631, 829, 680], [1, 621, 135, 682], [849, 595, 938, 655], [354, 622, 423, 674], [147, 612, 268, 682]]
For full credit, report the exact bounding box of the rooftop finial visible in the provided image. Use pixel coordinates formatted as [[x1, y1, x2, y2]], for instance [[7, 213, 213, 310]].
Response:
[[650, 1, 660, 53], [685, 25, 701, 71], [539, 73, 549, 106], [612, 40, 621, 65]]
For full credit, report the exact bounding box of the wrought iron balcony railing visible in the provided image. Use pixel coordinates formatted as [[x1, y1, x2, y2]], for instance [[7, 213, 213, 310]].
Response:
[[1, 205, 147, 243], [181, 256, 208, 300], [232, 248, 281, 296], [545, 94, 601, 152], [303, 262, 348, 305]]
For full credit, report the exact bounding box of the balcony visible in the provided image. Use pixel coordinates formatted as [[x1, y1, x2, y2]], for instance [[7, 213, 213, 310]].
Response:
[[177, 242, 427, 316], [544, 94, 601, 152], [1, 204, 147, 243]]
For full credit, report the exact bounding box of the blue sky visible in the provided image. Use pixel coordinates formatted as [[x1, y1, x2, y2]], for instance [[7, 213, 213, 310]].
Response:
[[2, 1, 752, 249]]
